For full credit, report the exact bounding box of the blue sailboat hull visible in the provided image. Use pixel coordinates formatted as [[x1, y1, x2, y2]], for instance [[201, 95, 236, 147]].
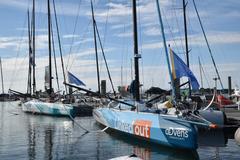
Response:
[[93, 108, 198, 150]]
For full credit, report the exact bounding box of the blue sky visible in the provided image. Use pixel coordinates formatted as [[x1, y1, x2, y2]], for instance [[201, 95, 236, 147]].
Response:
[[0, 0, 240, 93]]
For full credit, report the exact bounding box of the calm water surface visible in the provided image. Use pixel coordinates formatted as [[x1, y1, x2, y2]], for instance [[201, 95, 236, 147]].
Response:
[[0, 102, 239, 160]]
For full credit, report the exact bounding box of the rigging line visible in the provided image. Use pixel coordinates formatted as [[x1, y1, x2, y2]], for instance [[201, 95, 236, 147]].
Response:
[[172, 0, 185, 55], [121, 23, 126, 84], [95, 18, 116, 95], [98, 0, 111, 78], [186, 10, 205, 66], [66, 0, 83, 70], [161, 9, 180, 54], [186, 6, 211, 86], [9, 13, 28, 89], [53, 0, 67, 93], [119, 1, 127, 85], [192, 0, 224, 90], [187, 18, 202, 60], [50, 19, 60, 91], [68, 20, 91, 70], [121, 23, 126, 80], [198, 57, 211, 88], [102, 0, 110, 48], [201, 61, 211, 89]]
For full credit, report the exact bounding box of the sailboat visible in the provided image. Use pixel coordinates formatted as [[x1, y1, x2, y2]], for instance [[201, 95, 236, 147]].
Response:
[[0, 57, 19, 101], [92, 0, 217, 150], [22, 0, 76, 118], [0, 57, 9, 102]]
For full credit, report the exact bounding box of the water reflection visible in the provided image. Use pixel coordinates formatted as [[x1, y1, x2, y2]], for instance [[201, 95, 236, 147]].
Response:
[[1, 102, 239, 160], [28, 123, 36, 160], [0, 102, 5, 144], [44, 127, 54, 160], [133, 146, 151, 160], [25, 114, 73, 160], [106, 129, 199, 160]]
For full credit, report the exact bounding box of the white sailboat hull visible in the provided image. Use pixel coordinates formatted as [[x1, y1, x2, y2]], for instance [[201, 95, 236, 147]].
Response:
[[22, 100, 76, 117]]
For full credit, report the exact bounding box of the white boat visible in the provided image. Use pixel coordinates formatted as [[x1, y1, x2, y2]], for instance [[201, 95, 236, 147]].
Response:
[[23, 100, 76, 117], [21, 0, 78, 118], [235, 127, 240, 145], [109, 154, 142, 160]]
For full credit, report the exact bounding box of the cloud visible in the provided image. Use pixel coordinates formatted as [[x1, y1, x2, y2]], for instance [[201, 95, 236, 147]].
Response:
[[142, 31, 240, 50], [115, 31, 132, 38], [189, 32, 240, 45], [0, 36, 25, 49], [62, 34, 80, 39], [16, 28, 48, 33], [0, 0, 88, 16]]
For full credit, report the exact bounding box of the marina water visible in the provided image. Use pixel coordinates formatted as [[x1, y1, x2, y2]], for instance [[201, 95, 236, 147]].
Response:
[[0, 102, 239, 160]]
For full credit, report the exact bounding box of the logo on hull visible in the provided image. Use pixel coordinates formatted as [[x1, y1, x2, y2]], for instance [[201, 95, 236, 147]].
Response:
[[133, 120, 152, 138], [165, 127, 188, 139]]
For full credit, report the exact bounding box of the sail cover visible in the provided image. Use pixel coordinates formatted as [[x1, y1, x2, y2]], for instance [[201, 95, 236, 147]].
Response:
[[68, 71, 86, 86], [170, 49, 200, 90]]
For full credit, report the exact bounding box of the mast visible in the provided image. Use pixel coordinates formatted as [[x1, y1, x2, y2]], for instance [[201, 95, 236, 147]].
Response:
[[48, 0, 53, 95], [32, 0, 36, 94], [52, 0, 67, 93], [95, 24, 116, 95], [155, 0, 175, 100], [183, 0, 191, 96], [132, 0, 140, 102], [90, 0, 101, 93], [0, 57, 4, 94], [192, 0, 224, 90], [27, 9, 32, 95], [198, 57, 203, 88]]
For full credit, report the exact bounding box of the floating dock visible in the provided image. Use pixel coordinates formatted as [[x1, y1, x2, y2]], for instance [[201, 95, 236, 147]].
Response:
[[222, 108, 240, 121]]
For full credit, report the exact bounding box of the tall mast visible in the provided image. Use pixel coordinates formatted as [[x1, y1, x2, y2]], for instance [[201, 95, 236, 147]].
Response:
[[27, 9, 32, 95], [32, 0, 36, 94], [132, 0, 140, 102], [183, 0, 191, 96], [52, 0, 67, 93], [0, 57, 4, 94], [90, 0, 101, 93], [48, 0, 53, 94], [155, 0, 175, 100]]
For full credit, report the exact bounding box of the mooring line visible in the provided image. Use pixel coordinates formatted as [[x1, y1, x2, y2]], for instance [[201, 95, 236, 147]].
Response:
[[63, 104, 108, 134]]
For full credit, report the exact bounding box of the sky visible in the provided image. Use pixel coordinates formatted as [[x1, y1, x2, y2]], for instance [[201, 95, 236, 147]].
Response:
[[0, 0, 240, 93]]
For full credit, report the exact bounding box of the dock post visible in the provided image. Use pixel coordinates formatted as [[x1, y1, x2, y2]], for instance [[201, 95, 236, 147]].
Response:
[[228, 76, 232, 99]]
